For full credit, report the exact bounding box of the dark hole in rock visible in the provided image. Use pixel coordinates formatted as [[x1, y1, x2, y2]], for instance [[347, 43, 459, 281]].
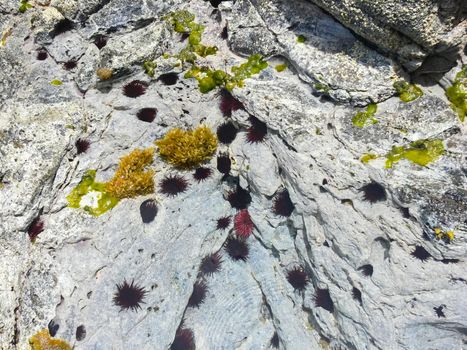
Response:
[[48, 320, 59, 337], [158, 73, 179, 86], [358, 264, 373, 277], [53, 18, 74, 36], [76, 325, 86, 341], [140, 199, 158, 224], [36, 50, 48, 60]]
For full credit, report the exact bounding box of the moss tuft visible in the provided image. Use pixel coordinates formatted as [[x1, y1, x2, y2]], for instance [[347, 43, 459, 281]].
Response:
[[155, 126, 218, 168], [29, 329, 71, 350], [105, 148, 155, 199]]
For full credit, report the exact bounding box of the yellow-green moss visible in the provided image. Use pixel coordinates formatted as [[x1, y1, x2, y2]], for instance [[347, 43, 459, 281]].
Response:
[[446, 65, 467, 122], [314, 82, 330, 93], [67, 170, 119, 216], [297, 35, 306, 43], [275, 64, 287, 72], [50, 79, 63, 86], [360, 153, 378, 163], [393, 81, 423, 102], [105, 148, 155, 199], [29, 329, 71, 350], [352, 103, 378, 127], [384, 139, 444, 168], [143, 60, 157, 77], [155, 126, 218, 168], [18, 0, 32, 13]]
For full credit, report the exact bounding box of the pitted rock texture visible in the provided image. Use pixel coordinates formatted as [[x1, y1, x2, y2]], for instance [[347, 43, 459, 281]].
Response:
[[0, 0, 466, 350]]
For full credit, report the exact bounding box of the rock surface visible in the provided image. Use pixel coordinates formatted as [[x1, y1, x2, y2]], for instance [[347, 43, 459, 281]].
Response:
[[0, 0, 466, 350]]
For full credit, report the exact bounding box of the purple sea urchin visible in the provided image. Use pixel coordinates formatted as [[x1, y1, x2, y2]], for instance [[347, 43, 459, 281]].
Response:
[[286, 266, 309, 291], [160, 175, 189, 196], [227, 186, 251, 210], [217, 154, 231, 174], [225, 237, 249, 261], [219, 89, 244, 117], [36, 50, 48, 60], [314, 288, 334, 312], [359, 182, 386, 203], [217, 122, 238, 144], [76, 139, 90, 154], [140, 199, 157, 224], [113, 280, 147, 311], [273, 189, 294, 217], [158, 73, 179, 86], [246, 116, 267, 143], [216, 216, 231, 230], [123, 80, 148, 98], [193, 167, 213, 182], [171, 328, 195, 350], [64, 60, 77, 70], [358, 264, 373, 277], [188, 281, 208, 308], [411, 246, 431, 261], [137, 108, 157, 123], [200, 252, 223, 276], [93, 35, 108, 49], [234, 209, 254, 238], [28, 217, 44, 242]]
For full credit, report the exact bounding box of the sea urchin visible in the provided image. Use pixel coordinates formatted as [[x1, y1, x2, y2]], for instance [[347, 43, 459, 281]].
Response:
[[273, 189, 294, 217], [93, 35, 108, 49], [225, 237, 249, 261], [28, 216, 44, 242], [246, 116, 267, 143], [217, 122, 238, 144], [113, 280, 147, 312], [160, 175, 189, 196], [286, 266, 309, 291], [227, 186, 251, 210], [171, 328, 195, 350], [359, 182, 387, 203], [136, 108, 157, 123], [187, 281, 208, 308], [234, 209, 254, 238], [140, 199, 158, 224], [158, 72, 179, 86], [217, 154, 231, 174], [123, 80, 148, 98], [75, 139, 90, 154], [219, 89, 244, 117], [200, 252, 223, 276], [193, 167, 213, 182], [216, 216, 231, 230]]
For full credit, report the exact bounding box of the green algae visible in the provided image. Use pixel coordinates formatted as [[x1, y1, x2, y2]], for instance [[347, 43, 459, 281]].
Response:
[[384, 139, 444, 168], [297, 35, 306, 43], [393, 81, 423, 102], [352, 103, 378, 127], [314, 82, 330, 93], [360, 153, 378, 163], [18, 0, 32, 13], [67, 170, 119, 216], [275, 64, 287, 72], [50, 79, 63, 86], [446, 65, 467, 122], [143, 60, 157, 77], [165, 10, 267, 94]]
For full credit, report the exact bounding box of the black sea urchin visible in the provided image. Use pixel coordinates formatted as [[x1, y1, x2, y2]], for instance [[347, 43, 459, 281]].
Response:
[[314, 288, 334, 312], [227, 186, 251, 210], [358, 264, 373, 277], [359, 182, 387, 203], [137, 108, 157, 123], [28, 216, 44, 242], [286, 266, 309, 291], [160, 175, 189, 196], [158, 73, 179, 86], [140, 199, 157, 224], [123, 80, 148, 98], [113, 280, 147, 311], [188, 281, 208, 308], [217, 154, 231, 174], [246, 116, 267, 143], [93, 35, 108, 49], [200, 252, 223, 276], [273, 189, 294, 217], [193, 167, 213, 182], [171, 328, 195, 350], [76, 139, 90, 154], [219, 89, 244, 117], [216, 216, 231, 230], [64, 60, 77, 70], [411, 246, 431, 262], [217, 122, 238, 144], [225, 237, 249, 261]]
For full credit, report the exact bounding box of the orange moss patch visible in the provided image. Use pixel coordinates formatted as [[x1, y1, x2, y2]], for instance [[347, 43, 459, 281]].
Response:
[[29, 329, 71, 350]]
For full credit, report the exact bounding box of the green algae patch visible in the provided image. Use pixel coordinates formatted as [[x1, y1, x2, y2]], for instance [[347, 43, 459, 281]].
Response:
[[360, 153, 378, 163], [393, 81, 423, 102], [446, 65, 467, 122], [18, 0, 32, 13], [143, 60, 157, 77], [67, 170, 119, 216], [275, 64, 287, 72], [297, 35, 306, 43], [352, 103, 378, 127], [165, 10, 267, 94], [50, 79, 63, 86], [384, 139, 444, 168], [314, 82, 330, 93]]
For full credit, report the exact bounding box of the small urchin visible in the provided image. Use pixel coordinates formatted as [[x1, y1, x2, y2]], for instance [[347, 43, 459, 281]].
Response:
[[140, 199, 158, 224], [193, 167, 213, 182], [286, 266, 309, 291], [123, 80, 148, 98], [217, 122, 238, 144], [246, 116, 267, 143], [216, 216, 231, 230], [234, 209, 254, 238], [187, 281, 208, 308], [137, 108, 157, 123], [273, 189, 295, 217], [200, 252, 223, 276], [219, 89, 244, 117], [225, 237, 249, 261], [217, 154, 231, 174], [113, 280, 147, 312], [359, 182, 387, 203], [75, 139, 90, 154], [160, 175, 189, 196], [171, 328, 195, 350]]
